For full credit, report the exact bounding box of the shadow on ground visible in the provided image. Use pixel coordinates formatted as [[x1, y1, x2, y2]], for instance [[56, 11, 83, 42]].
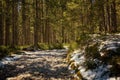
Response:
[[0, 50, 73, 80]]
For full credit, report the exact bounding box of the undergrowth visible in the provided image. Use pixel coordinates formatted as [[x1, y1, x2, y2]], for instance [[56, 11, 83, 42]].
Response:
[[0, 45, 31, 59], [37, 43, 64, 50]]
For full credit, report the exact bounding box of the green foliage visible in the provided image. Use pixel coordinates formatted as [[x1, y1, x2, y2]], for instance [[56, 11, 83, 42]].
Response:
[[0, 46, 10, 58], [38, 43, 64, 50], [85, 42, 100, 59], [8, 46, 28, 52], [80, 41, 100, 69], [67, 42, 79, 61], [69, 41, 79, 52], [67, 2, 79, 10], [76, 33, 91, 46], [109, 56, 120, 75], [51, 43, 64, 49], [84, 59, 97, 70], [38, 43, 49, 50], [0, 45, 30, 59], [9, 46, 21, 51]]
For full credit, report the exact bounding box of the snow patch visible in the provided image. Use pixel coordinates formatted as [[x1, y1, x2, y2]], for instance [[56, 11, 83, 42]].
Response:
[[69, 49, 118, 80]]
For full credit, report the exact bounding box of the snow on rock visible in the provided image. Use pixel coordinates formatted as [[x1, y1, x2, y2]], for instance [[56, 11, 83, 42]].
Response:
[[68, 38, 120, 80], [69, 51, 110, 80], [99, 40, 120, 57]]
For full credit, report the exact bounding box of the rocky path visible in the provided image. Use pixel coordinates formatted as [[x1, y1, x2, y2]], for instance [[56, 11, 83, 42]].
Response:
[[0, 50, 73, 80]]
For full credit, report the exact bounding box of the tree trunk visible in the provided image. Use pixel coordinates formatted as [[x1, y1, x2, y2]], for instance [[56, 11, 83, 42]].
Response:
[[0, 1, 6, 45], [34, 0, 39, 47], [5, 0, 12, 46], [106, 0, 111, 32], [0, 1, 4, 45], [12, 0, 18, 47], [110, 0, 117, 32]]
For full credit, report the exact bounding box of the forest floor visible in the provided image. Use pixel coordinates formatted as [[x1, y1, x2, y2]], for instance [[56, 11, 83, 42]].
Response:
[[0, 49, 73, 80]]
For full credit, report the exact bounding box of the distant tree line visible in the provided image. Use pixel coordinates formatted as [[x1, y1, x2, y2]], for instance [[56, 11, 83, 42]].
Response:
[[0, 0, 119, 47]]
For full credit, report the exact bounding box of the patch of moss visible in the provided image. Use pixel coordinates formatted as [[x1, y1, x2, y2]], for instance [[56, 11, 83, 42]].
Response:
[[38, 43, 64, 50], [38, 43, 49, 50], [69, 41, 79, 52], [0, 46, 10, 58], [49, 43, 64, 49]]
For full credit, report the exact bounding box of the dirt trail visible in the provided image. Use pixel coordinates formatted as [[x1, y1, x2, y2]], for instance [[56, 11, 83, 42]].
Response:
[[0, 50, 73, 80]]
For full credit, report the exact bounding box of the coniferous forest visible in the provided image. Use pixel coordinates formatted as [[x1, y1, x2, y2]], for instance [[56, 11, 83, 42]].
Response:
[[0, 0, 120, 47], [0, 0, 120, 80]]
